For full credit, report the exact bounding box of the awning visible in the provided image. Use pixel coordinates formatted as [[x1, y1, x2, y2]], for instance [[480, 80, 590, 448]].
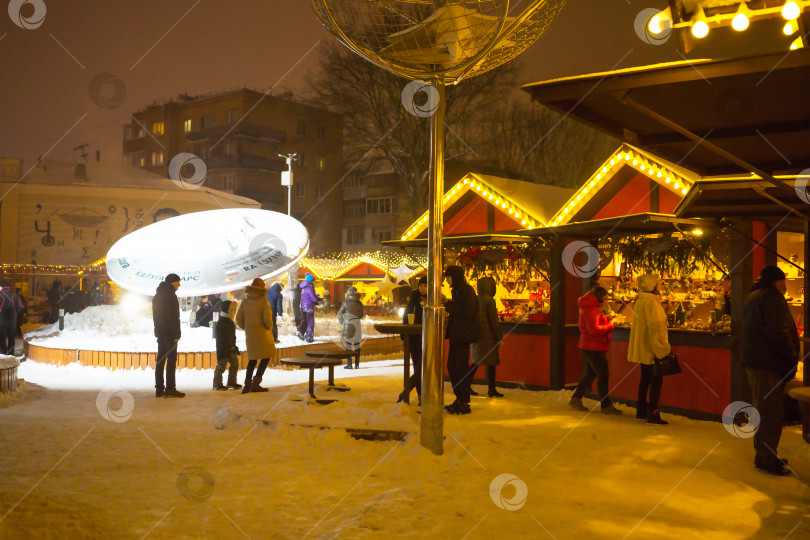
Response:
[[675, 177, 809, 230], [520, 213, 711, 239], [384, 233, 528, 249], [522, 50, 810, 178]]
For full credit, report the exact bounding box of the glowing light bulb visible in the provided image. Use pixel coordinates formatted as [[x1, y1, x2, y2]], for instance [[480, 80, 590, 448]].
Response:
[[640, 164, 646, 171], [482, 190, 487, 196], [632, 160, 638, 166], [666, 177, 671, 183], [570, 201, 575, 207], [784, 21, 798, 35], [508, 208, 514, 214], [501, 203, 507, 209], [590, 181, 595, 187], [463, 178, 469, 184], [583, 188, 588, 194], [648, 13, 664, 35], [674, 183, 680, 189], [610, 159, 615, 166], [624, 154, 630, 160], [732, 13, 749, 31], [617, 153, 623, 160], [602, 167, 608, 173], [682, 188, 688, 195], [522, 220, 527, 225], [576, 195, 582, 201], [401, 236, 406, 240], [790, 38, 801, 50], [528, 225, 534, 230], [563, 208, 569, 214], [515, 212, 520, 218], [488, 194, 493, 200], [451, 189, 456, 195], [596, 174, 602, 180], [657, 172, 662, 178], [495, 199, 500, 205], [692, 20, 709, 38], [783, 1, 800, 20]]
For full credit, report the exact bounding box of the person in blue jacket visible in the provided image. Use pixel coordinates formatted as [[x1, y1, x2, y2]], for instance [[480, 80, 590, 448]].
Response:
[[266, 282, 284, 344]]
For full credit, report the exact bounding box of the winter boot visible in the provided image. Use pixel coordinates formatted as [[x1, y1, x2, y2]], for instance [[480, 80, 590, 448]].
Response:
[[469, 388, 479, 396], [213, 384, 228, 391], [155, 388, 164, 398], [568, 397, 587, 411], [451, 403, 471, 415], [241, 377, 253, 395], [354, 358, 359, 369], [647, 409, 668, 425], [227, 382, 243, 390], [601, 404, 623, 415], [488, 387, 504, 398], [344, 361, 353, 370], [251, 377, 269, 393], [635, 402, 647, 420], [164, 389, 186, 398]]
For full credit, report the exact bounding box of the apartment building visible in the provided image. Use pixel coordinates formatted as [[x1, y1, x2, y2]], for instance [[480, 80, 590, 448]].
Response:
[[123, 88, 343, 254]]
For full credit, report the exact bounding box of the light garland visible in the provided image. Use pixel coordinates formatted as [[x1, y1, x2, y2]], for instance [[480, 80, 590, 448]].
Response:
[[548, 144, 697, 228], [400, 173, 542, 241], [646, 1, 808, 48], [300, 251, 427, 281]]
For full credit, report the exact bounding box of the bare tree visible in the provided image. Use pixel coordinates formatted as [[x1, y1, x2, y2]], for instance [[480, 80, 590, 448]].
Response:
[[306, 41, 519, 216], [472, 98, 620, 188]]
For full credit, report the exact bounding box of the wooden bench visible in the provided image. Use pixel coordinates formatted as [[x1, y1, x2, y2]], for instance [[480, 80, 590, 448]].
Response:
[[280, 357, 347, 405]]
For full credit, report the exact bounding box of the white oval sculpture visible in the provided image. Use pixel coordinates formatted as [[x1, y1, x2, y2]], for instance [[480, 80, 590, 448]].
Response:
[[106, 209, 309, 296]]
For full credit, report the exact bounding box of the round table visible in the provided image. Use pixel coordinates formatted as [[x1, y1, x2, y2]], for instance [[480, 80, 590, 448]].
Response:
[[373, 323, 422, 404], [280, 357, 345, 405]]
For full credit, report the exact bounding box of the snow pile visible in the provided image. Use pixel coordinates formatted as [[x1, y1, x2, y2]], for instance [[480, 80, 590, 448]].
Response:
[[23, 305, 399, 353]]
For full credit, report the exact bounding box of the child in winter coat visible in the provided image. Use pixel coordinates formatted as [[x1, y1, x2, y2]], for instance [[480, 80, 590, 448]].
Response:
[[213, 300, 242, 391], [337, 287, 365, 369], [296, 274, 322, 343]]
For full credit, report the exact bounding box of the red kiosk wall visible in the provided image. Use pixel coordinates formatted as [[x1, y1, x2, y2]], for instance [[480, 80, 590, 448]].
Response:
[[444, 198, 488, 235], [591, 175, 652, 220], [605, 340, 731, 415]]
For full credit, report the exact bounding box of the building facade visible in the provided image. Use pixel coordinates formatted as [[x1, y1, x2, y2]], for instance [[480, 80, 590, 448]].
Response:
[[123, 88, 343, 255]]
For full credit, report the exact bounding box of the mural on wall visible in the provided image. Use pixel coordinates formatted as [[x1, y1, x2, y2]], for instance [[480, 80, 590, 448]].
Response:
[[21, 196, 182, 266]]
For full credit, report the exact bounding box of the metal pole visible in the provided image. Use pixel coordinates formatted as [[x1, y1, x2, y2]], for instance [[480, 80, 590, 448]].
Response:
[[421, 79, 446, 455]]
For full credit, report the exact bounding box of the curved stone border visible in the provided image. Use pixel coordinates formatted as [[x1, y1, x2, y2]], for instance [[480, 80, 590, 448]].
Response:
[[24, 335, 404, 371]]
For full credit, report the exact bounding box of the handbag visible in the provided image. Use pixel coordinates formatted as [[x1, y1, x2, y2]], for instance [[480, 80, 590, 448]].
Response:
[[654, 352, 682, 376]]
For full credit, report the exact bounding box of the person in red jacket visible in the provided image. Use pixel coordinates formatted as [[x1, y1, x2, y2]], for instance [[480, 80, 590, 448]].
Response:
[[569, 286, 622, 414]]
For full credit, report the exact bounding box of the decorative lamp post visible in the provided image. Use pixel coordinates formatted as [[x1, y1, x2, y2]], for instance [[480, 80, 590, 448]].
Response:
[[311, 0, 566, 455]]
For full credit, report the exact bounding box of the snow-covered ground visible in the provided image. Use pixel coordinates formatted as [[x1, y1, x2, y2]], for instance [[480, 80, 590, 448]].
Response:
[[1, 359, 809, 539], [24, 305, 397, 353]]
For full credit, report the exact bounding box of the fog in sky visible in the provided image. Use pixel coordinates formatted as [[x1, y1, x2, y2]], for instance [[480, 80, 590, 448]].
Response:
[[0, 0, 675, 170]]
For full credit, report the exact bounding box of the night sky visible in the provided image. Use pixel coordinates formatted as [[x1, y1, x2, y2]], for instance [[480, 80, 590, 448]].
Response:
[[0, 0, 675, 171]]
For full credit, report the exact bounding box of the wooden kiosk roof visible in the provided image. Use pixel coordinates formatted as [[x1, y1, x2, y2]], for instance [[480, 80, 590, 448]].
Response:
[[522, 50, 810, 177]]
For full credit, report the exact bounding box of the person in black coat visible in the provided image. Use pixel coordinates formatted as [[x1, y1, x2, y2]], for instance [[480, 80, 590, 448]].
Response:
[[266, 283, 284, 343], [152, 273, 185, 398], [292, 283, 302, 329], [213, 300, 242, 391], [398, 276, 427, 403], [14, 288, 27, 339], [443, 265, 480, 415], [47, 281, 62, 323], [741, 265, 799, 476], [0, 281, 25, 355], [195, 295, 215, 328]]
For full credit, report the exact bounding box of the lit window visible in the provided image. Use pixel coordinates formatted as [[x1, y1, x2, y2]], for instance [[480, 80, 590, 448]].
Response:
[[152, 121, 164, 135], [151, 151, 164, 166], [183, 119, 192, 133], [316, 157, 326, 171]]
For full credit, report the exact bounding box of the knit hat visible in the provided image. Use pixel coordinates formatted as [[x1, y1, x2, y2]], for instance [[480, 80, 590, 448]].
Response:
[[637, 274, 659, 292], [759, 264, 787, 283], [305, 274, 315, 282], [251, 278, 266, 288], [220, 300, 233, 314], [164, 273, 181, 284]]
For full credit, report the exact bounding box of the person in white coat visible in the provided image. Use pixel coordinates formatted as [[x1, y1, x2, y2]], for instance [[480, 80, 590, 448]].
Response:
[[628, 274, 672, 425]]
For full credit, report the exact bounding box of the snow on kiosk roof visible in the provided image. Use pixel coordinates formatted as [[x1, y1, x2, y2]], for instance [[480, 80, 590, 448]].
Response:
[[399, 172, 574, 242]]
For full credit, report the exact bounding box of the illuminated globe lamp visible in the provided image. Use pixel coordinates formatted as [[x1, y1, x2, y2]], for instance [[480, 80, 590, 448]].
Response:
[[310, 0, 567, 455]]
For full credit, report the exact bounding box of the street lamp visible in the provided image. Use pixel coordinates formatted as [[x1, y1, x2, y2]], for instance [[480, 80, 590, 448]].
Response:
[[279, 152, 298, 314], [279, 152, 297, 217]]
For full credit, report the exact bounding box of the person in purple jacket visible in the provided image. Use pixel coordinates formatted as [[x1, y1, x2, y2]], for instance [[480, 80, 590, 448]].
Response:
[[296, 274, 322, 343]]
